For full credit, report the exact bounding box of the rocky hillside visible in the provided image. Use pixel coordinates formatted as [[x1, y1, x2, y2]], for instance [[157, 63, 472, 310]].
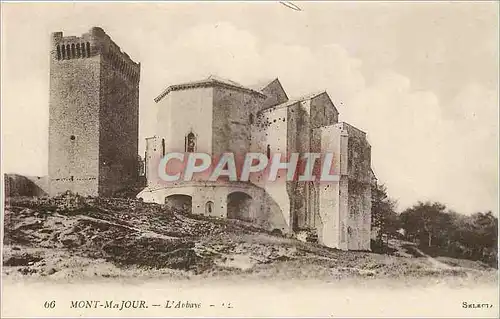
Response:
[[2, 193, 497, 286]]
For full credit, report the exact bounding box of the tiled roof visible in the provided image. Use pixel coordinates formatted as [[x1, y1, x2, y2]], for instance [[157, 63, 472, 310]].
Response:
[[154, 75, 266, 103]]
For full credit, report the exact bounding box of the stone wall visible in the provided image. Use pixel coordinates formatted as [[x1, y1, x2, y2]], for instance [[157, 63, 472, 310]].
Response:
[[310, 92, 339, 128], [314, 125, 348, 249], [137, 181, 289, 233], [145, 136, 160, 187], [260, 79, 289, 110], [212, 87, 263, 157], [156, 88, 214, 154], [250, 106, 292, 231], [341, 123, 372, 250]]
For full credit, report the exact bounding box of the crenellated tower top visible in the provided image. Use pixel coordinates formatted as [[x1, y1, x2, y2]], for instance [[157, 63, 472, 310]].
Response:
[[51, 26, 140, 84]]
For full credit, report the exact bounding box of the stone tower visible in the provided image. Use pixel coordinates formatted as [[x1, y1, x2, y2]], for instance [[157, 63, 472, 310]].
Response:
[[48, 27, 140, 197]]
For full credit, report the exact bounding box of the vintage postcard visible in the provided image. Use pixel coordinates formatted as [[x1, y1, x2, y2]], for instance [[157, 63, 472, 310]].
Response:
[[1, 1, 499, 318]]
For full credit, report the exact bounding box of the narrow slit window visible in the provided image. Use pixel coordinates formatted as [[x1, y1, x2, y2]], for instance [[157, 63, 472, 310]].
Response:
[[186, 133, 196, 153], [205, 201, 214, 215]]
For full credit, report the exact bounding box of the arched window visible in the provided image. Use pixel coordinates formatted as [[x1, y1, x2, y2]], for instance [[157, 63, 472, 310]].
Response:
[[61, 45, 66, 59], [66, 45, 71, 59], [56, 45, 61, 60], [71, 44, 76, 58], [81, 43, 85, 57], [76, 43, 81, 58], [86, 42, 91, 57], [161, 138, 165, 157], [186, 132, 196, 153], [266, 144, 271, 159], [249, 113, 254, 125], [205, 201, 214, 215]]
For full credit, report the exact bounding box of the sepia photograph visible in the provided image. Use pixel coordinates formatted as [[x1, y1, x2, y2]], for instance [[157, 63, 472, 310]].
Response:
[[1, 1, 498, 318]]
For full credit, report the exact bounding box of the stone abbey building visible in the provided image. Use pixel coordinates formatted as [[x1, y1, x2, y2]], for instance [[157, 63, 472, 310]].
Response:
[[49, 27, 373, 251], [139, 76, 374, 251]]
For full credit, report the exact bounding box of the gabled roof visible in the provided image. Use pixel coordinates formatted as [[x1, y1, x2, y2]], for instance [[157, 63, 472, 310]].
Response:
[[267, 78, 289, 101], [336, 122, 367, 135], [249, 78, 280, 91], [154, 75, 266, 103], [250, 78, 290, 108], [206, 75, 247, 88], [259, 90, 330, 113]]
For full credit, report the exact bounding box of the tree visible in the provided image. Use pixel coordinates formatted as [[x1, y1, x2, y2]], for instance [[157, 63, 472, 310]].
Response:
[[400, 201, 448, 247], [460, 211, 498, 261], [371, 182, 398, 243], [398, 201, 497, 267]]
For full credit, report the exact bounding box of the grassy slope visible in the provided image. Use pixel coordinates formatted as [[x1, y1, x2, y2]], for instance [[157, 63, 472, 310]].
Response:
[[2, 196, 497, 287]]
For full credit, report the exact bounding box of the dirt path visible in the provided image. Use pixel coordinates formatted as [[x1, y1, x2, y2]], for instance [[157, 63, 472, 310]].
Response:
[[411, 246, 453, 269], [390, 239, 455, 270]]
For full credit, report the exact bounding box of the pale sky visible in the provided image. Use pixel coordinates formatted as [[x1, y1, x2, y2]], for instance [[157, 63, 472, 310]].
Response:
[[1, 2, 498, 214]]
